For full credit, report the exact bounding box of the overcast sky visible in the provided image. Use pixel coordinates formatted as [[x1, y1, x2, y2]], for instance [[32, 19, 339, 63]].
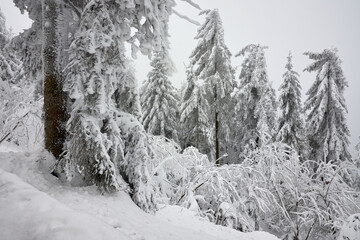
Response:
[[1, 0, 360, 156]]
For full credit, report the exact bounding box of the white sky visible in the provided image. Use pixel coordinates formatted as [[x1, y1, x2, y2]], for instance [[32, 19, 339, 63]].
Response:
[[1, 0, 360, 156]]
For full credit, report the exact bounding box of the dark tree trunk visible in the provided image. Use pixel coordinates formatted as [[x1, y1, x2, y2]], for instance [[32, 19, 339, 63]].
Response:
[[214, 86, 220, 164], [43, 0, 67, 159], [196, 99, 199, 149]]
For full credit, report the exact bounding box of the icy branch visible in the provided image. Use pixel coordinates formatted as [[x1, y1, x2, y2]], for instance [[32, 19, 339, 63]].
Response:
[[179, 0, 201, 10], [173, 10, 200, 26]]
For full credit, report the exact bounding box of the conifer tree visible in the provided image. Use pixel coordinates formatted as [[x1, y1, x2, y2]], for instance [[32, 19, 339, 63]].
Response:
[[276, 52, 307, 159], [0, 8, 9, 49], [0, 8, 22, 83], [189, 9, 235, 163], [304, 48, 350, 163], [58, 0, 175, 212], [180, 67, 212, 157], [141, 50, 179, 143], [233, 44, 277, 160]]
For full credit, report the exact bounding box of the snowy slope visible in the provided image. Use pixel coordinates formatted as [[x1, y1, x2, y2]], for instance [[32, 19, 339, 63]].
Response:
[[0, 150, 279, 240]]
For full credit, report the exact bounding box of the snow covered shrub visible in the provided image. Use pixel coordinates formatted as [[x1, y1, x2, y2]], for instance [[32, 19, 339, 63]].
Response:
[[149, 135, 210, 204], [175, 144, 290, 232], [171, 141, 360, 238], [244, 144, 360, 239], [337, 214, 360, 240], [297, 160, 360, 239], [0, 81, 43, 151]]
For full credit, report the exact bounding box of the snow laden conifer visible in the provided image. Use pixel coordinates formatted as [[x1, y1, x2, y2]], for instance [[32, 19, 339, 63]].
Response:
[[232, 44, 277, 161], [276, 52, 307, 160], [189, 9, 235, 163], [141, 50, 179, 143], [60, 0, 175, 213], [304, 48, 350, 163], [0, 8, 22, 84], [180, 67, 212, 157], [0, 8, 9, 49]]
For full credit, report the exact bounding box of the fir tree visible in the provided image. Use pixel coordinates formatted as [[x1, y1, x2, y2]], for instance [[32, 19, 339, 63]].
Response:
[[0, 9, 23, 85], [180, 67, 212, 157], [58, 0, 175, 212], [0, 8, 9, 49], [189, 9, 235, 163], [276, 52, 307, 159], [0, 7, 22, 84], [233, 44, 277, 161], [141, 50, 179, 143], [304, 48, 350, 163]]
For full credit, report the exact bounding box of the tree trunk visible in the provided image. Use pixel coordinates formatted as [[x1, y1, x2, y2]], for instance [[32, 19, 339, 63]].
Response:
[[43, 0, 67, 159], [196, 97, 199, 149], [214, 86, 220, 164]]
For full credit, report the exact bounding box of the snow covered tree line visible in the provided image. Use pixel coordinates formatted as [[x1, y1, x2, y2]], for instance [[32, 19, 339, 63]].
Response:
[[140, 8, 351, 168], [136, 9, 359, 238]]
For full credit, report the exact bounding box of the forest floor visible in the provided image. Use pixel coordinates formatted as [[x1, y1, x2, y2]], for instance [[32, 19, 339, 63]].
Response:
[[0, 144, 279, 240]]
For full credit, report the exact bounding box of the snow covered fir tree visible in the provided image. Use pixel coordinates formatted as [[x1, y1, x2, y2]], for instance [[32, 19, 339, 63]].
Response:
[[276, 52, 307, 160], [1, 1, 360, 240], [179, 67, 212, 156], [140, 50, 179, 143], [232, 44, 277, 162], [188, 9, 235, 163], [304, 48, 351, 164]]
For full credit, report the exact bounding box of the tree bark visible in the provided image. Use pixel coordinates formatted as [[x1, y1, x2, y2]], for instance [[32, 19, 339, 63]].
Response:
[[196, 97, 199, 149], [43, 0, 67, 159], [214, 86, 220, 164]]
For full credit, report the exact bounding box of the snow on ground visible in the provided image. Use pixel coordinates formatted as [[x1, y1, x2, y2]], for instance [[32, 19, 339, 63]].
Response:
[[0, 149, 280, 240]]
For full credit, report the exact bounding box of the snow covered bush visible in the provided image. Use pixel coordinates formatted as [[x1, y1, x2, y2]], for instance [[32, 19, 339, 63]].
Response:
[[0, 83, 43, 151], [149, 135, 210, 204], [0, 8, 41, 151], [175, 144, 289, 232], [165, 141, 360, 239], [337, 214, 360, 240]]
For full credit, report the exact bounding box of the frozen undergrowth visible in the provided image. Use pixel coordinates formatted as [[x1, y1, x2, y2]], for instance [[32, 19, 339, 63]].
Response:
[[0, 149, 279, 240]]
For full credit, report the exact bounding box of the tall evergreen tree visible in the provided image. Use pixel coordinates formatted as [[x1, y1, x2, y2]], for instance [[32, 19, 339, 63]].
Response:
[[0, 8, 9, 49], [233, 44, 277, 161], [180, 67, 212, 157], [276, 52, 307, 159], [189, 9, 235, 163], [58, 0, 175, 212], [0, 7, 22, 83], [304, 48, 350, 163], [141, 50, 179, 143]]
